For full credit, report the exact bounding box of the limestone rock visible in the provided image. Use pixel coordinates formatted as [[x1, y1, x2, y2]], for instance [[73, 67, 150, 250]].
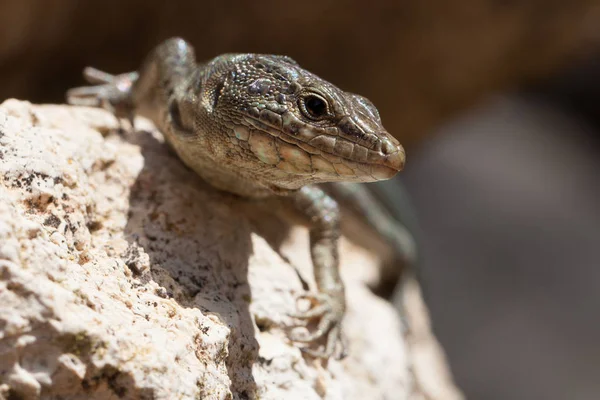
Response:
[[0, 100, 459, 399]]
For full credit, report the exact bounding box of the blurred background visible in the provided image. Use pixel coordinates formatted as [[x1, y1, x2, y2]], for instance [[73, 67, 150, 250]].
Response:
[[1, 1, 599, 398]]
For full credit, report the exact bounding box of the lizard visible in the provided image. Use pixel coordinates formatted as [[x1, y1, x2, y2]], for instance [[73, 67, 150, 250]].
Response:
[[66, 37, 414, 358]]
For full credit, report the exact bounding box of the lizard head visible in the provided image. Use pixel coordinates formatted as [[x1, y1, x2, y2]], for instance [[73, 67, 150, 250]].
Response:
[[199, 53, 405, 189]]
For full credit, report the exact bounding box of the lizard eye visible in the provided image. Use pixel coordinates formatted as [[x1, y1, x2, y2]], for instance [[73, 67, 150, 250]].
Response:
[[300, 94, 329, 120]]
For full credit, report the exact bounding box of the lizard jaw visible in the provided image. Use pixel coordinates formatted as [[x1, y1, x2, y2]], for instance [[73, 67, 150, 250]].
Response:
[[234, 123, 403, 183], [240, 114, 405, 182]]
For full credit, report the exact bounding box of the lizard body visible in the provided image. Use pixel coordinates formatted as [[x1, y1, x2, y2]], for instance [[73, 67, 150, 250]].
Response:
[[67, 38, 412, 358]]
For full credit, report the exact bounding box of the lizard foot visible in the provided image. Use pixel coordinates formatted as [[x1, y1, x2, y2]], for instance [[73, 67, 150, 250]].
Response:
[[66, 67, 138, 126], [289, 291, 347, 359]]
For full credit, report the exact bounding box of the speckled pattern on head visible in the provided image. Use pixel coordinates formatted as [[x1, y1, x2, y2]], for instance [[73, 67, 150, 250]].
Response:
[[168, 46, 404, 196]]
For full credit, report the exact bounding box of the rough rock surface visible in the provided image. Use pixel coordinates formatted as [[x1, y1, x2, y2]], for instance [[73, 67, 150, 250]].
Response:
[[0, 100, 461, 400]]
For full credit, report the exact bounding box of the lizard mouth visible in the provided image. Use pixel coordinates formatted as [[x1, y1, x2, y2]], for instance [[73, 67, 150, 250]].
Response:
[[292, 138, 403, 181], [242, 114, 405, 182]]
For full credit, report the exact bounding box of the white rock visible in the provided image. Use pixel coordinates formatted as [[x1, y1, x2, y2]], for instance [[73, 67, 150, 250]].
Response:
[[0, 100, 460, 400]]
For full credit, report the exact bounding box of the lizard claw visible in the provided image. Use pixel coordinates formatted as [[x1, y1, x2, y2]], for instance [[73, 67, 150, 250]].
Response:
[[289, 292, 332, 319], [66, 68, 138, 124], [289, 290, 346, 359], [82, 67, 119, 84], [299, 325, 348, 359]]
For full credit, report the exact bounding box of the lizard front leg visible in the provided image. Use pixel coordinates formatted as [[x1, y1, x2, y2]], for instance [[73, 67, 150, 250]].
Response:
[[326, 181, 417, 283], [66, 37, 197, 132], [289, 185, 346, 359], [66, 68, 139, 125]]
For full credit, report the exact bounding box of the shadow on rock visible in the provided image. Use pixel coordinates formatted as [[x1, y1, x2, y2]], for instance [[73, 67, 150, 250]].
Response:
[[121, 128, 260, 398]]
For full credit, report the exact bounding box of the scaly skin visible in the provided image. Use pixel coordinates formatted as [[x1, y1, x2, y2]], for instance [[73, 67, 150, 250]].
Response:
[[67, 38, 406, 358]]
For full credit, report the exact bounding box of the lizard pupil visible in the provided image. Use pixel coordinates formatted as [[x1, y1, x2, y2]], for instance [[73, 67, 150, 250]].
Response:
[[304, 95, 327, 118]]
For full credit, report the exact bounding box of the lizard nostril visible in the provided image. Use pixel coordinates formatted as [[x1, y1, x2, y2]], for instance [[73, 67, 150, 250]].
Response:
[[368, 139, 405, 173], [384, 146, 405, 171], [381, 136, 401, 155]]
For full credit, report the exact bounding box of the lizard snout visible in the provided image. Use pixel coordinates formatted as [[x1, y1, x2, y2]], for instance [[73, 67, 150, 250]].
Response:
[[366, 134, 405, 180], [383, 145, 405, 171], [381, 135, 405, 171], [369, 144, 405, 180]]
